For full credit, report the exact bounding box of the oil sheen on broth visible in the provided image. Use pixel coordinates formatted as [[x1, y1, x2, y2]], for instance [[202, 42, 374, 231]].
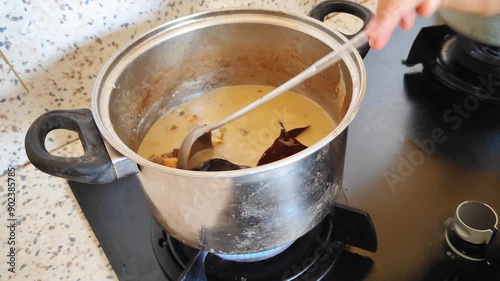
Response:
[[138, 85, 336, 168]]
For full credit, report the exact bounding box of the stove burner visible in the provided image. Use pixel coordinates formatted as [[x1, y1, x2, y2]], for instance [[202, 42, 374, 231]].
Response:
[[453, 36, 500, 79], [151, 204, 377, 281], [153, 217, 342, 281], [405, 26, 500, 104], [215, 241, 295, 262], [479, 45, 500, 58], [429, 36, 500, 104]]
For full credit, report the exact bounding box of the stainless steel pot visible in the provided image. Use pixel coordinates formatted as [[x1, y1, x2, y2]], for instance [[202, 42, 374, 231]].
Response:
[[25, 1, 372, 255], [439, 9, 500, 47]]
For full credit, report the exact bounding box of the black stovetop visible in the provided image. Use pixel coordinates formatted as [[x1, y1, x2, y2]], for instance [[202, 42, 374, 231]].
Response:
[[69, 18, 500, 281]]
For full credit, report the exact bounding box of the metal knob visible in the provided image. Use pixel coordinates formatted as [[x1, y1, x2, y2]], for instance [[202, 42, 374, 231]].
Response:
[[452, 201, 498, 245]]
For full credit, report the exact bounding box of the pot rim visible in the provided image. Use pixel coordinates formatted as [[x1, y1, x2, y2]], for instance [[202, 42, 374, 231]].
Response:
[[92, 8, 367, 178]]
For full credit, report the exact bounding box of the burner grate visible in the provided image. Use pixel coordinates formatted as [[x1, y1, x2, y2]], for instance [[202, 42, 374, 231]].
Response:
[[478, 45, 500, 58], [153, 217, 343, 281], [151, 205, 376, 281], [405, 26, 500, 104]]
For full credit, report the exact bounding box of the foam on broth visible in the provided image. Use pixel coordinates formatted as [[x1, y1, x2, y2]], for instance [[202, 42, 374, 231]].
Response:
[[138, 85, 336, 168]]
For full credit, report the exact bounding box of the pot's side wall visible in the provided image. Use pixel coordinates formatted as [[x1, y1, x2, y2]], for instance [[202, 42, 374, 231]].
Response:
[[439, 9, 500, 47], [138, 130, 347, 254]]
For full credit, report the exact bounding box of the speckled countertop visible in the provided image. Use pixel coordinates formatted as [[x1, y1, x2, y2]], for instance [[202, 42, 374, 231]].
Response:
[[0, 0, 376, 280]]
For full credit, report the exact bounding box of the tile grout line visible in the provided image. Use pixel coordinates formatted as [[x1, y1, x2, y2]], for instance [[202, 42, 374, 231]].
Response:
[[0, 49, 30, 93], [46, 137, 83, 155], [2, 138, 81, 177]]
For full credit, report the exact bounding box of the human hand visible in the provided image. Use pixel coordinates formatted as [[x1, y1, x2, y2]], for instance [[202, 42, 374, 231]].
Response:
[[367, 0, 500, 50]]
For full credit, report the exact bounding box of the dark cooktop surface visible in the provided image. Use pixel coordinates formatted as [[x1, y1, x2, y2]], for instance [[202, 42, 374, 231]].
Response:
[[69, 18, 500, 281]]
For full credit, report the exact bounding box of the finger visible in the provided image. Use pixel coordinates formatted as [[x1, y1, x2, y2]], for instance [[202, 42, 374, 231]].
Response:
[[416, 0, 442, 17], [400, 10, 416, 30], [368, 18, 399, 50], [367, 0, 422, 49]]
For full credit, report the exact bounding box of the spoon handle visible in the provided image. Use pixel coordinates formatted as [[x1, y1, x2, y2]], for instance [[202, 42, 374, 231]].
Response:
[[208, 31, 368, 131]]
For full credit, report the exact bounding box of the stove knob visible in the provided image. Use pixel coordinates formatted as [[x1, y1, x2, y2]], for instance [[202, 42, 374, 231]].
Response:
[[452, 201, 498, 245]]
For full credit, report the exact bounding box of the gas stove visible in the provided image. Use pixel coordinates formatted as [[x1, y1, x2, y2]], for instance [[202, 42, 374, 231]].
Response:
[[68, 18, 500, 281]]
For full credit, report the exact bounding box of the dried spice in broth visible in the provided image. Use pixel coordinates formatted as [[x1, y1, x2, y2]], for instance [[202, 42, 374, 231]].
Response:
[[257, 121, 309, 166], [149, 121, 309, 170], [191, 158, 250, 171]]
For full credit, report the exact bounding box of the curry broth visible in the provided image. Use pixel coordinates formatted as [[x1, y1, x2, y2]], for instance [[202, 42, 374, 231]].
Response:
[[138, 85, 336, 168]]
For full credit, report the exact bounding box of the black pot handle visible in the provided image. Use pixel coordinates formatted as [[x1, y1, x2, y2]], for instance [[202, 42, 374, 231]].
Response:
[[25, 109, 118, 184], [308, 0, 374, 58]]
